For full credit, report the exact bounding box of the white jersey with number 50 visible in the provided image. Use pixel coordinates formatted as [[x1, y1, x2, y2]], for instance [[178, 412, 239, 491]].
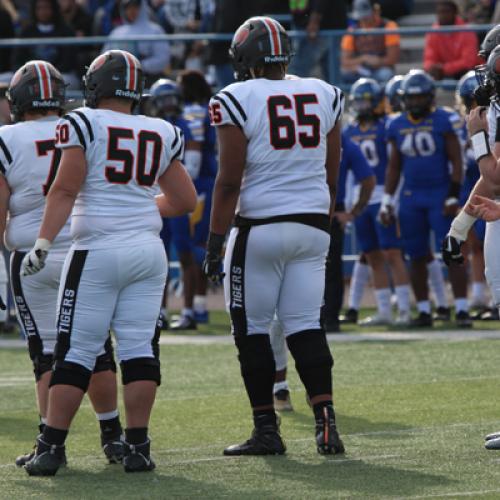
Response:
[[209, 77, 344, 218], [0, 116, 71, 252], [56, 107, 183, 249]]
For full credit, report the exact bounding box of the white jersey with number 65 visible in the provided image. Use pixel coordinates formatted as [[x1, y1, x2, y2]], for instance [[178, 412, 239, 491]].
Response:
[[209, 77, 344, 218]]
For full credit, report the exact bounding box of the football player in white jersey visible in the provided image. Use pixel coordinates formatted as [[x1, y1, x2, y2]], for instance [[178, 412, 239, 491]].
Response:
[[444, 42, 500, 450], [204, 17, 344, 456], [0, 61, 127, 468], [21, 51, 197, 476]]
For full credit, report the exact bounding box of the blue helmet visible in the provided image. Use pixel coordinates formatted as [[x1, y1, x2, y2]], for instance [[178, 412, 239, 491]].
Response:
[[456, 70, 478, 112], [400, 69, 435, 119], [384, 75, 404, 112], [148, 78, 183, 118], [349, 78, 384, 119]]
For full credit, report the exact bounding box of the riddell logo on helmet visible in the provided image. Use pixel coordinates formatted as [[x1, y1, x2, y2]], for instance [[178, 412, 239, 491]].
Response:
[[32, 100, 60, 107], [115, 89, 140, 98], [264, 55, 288, 63]]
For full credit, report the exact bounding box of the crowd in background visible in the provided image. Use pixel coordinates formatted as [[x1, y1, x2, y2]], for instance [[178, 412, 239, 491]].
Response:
[[0, 0, 499, 91]]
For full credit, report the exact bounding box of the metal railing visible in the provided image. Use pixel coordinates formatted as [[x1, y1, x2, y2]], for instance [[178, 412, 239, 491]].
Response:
[[0, 24, 494, 86]]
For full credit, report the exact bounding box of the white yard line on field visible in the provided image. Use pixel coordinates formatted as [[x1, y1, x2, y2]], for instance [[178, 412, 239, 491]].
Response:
[[405, 489, 500, 499], [2, 329, 500, 350]]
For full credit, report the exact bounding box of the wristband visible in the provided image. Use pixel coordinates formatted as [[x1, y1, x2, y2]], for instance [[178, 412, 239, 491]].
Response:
[[448, 210, 477, 241], [444, 197, 459, 207], [207, 232, 225, 256], [381, 193, 393, 207], [34, 238, 52, 252], [471, 130, 491, 162]]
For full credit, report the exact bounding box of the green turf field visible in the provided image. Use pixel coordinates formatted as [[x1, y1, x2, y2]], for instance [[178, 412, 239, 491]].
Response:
[[3, 319, 500, 498]]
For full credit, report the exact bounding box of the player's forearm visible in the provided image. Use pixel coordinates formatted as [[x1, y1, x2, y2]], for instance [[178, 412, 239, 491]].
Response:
[[384, 165, 400, 195], [351, 176, 375, 216], [210, 182, 240, 235], [38, 188, 76, 242], [155, 194, 196, 217]]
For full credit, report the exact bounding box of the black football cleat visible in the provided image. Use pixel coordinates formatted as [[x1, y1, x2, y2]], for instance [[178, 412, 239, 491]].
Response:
[[223, 424, 286, 456], [455, 310, 473, 328], [410, 312, 433, 328], [315, 405, 345, 455], [102, 437, 124, 464], [432, 306, 451, 321], [339, 308, 358, 324], [480, 308, 500, 321], [485, 431, 500, 441], [24, 438, 66, 476], [123, 440, 155, 472], [485, 437, 500, 450]]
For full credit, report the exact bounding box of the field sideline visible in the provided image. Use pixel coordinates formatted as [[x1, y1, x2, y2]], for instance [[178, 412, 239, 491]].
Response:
[[2, 313, 500, 498]]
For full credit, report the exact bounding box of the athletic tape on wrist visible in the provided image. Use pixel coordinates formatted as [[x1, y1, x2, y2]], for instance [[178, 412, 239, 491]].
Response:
[[449, 210, 477, 241], [471, 130, 491, 162]]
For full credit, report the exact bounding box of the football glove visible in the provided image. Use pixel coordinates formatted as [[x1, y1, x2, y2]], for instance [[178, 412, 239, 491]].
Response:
[[22, 239, 51, 276], [377, 193, 395, 227], [203, 232, 225, 283], [441, 234, 464, 266]]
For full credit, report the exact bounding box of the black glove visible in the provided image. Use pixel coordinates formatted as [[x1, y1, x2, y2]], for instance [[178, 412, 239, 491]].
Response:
[[441, 235, 464, 266], [474, 83, 492, 107], [0, 295, 5, 311], [203, 232, 226, 283]]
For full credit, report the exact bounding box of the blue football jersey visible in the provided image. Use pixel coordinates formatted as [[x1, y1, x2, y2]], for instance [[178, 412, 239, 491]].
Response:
[[337, 133, 373, 207], [386, 107, 462, 189], [343, 116, 388, 187], [183, 102, 218, 179]]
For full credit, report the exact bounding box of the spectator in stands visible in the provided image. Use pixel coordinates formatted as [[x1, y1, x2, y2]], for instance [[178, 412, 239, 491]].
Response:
[[14, 0, 79, 87], [58, 0, 94, 75], [207, 0, 260, 89], [341, 0, 400, 84], [158, 0, 214, 71], [89, 0, 122, 36], [458, 0, 494, 25], [0, 0, 16, 75], [103, 0, 170, 85], [288, 0, 348, 80], [377, 0, 413, 20], [423, 0, 479, 81]]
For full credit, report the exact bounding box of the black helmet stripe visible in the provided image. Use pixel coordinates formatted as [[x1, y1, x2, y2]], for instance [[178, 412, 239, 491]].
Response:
[[262, 17, 282, 55], [34, 61, 52, 100]]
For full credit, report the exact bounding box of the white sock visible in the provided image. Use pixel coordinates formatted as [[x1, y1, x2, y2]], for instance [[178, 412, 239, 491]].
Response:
[[349, 261, 370, 310], [273, 380, 289, 394], [417, 300, 431, 314], [374, 288, 392, 318], [40, 417, 47, 425], [455, 298, 469, 313], [96, 409, 119, 421], [471, 282, 486, 306], [182, 307, 194, 318], [427, 260, 448, 308], [193, 295, 207, 314], [395, 285, 411, 313]]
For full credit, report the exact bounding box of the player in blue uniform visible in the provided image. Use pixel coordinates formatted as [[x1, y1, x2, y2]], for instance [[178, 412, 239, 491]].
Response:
[[455, 71, 491, 318], [385, 74, 453, 321], [178, 70, 218, 325], [322, 132, 376, 331], [344, 78, 412, 326], [149, 78, 199, 330], [380, 69, 471, 327]]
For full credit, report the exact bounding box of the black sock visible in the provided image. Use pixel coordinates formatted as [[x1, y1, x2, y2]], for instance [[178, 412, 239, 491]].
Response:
[[253, 409, 276, 428], [99, 416, 122, 441], [38, 420, 46, 435], [313, 401, 334, 422], [42, 425, 68, 446], [125, 427, 148, 445]]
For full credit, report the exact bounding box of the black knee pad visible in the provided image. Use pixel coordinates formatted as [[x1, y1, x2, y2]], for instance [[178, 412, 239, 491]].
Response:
[[234, 334, 276, 408], [50, 360, 92, 392], [286, 329, 333, 398], [33, 353, 53, 382], [120, 357, 161, 386], [93, 337, 117, 373]]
